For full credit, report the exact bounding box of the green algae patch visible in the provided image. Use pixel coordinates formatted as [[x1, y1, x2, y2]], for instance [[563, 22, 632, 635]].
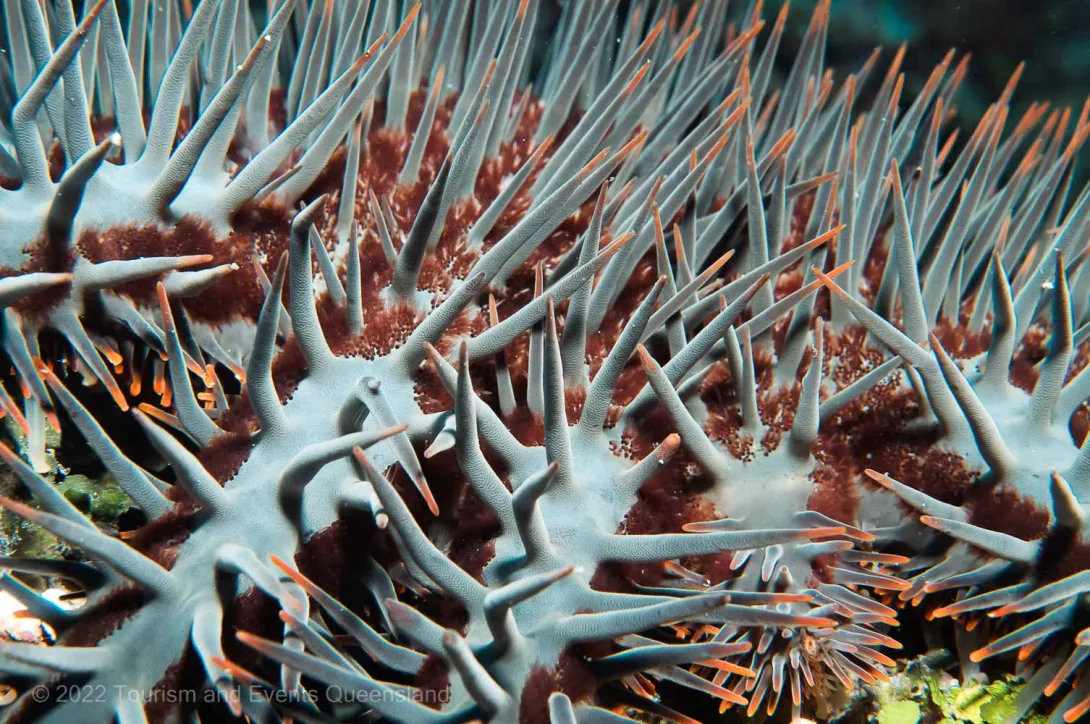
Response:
[[878, 699, 922, 724], [833, 651, 1047, 724], [59, 475, 135, 522], [926, 672, 1037, 724], [1, 468, 134, 559]]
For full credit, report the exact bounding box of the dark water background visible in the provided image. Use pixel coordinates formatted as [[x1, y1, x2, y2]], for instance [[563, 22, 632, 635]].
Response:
[[784, 0, 1090, 133]]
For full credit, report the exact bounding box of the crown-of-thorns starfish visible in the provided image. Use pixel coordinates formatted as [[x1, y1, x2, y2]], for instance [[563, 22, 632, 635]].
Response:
[[0, 1, 1089, 723]]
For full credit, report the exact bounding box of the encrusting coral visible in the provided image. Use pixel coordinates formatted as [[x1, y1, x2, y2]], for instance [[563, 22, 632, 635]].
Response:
[[0, 1, 1087, 723]]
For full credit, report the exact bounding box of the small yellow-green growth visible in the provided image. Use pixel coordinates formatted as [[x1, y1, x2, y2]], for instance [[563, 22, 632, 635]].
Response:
[[926, 674, 1042, 724], [858, 653, 1047, 724], [878, 699, 922, 724], [1, 470, 134, 560], [59, 475, 135, 524]]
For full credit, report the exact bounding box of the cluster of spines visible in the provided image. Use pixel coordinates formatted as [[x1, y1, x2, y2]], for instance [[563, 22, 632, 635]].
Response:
[[0, 0, 1089, 722], [806, 71, 1090, 722]]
